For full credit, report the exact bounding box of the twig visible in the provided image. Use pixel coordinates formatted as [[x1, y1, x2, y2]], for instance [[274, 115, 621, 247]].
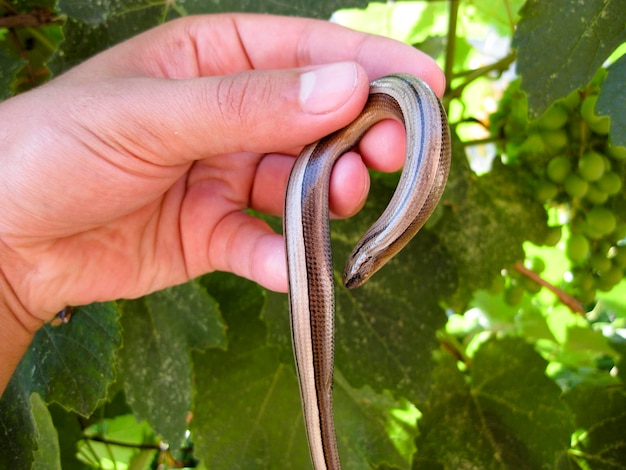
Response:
[[443, 0, 459, 106], [0, 7, 62, 29], [82, 435, 161, 450], [514, 261, 585, 315], [448, 53, 516, 101]]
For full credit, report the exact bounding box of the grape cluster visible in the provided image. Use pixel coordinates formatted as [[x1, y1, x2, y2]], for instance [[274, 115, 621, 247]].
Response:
[[490, 71, 625, 306]]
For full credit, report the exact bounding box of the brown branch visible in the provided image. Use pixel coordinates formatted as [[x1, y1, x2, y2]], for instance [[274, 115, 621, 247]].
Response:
[[0, 7, 62, 29], [514, 261, 585, 315]]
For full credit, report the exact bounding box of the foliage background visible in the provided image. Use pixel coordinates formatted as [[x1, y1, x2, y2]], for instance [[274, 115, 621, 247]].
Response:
[[1, 0, 625, 468]]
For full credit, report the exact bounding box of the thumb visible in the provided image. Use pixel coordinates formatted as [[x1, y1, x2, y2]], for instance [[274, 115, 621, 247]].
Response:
[[120, 62, 371, 164]]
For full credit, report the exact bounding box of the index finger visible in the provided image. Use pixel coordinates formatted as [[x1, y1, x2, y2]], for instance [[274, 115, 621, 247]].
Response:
[[89, 13, 445, 97]]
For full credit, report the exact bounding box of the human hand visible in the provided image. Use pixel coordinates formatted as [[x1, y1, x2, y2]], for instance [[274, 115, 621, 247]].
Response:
[[0, 13, 444, 330]]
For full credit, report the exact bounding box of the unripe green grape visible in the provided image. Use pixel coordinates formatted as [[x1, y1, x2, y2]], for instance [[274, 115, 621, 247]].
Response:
[[613, 245, 626, 268], [543, 226, 562, 246], [584, 184, 609, 205], [583, 224, 605, 241], [573, 271, 595, 291], [596, 266, 623, 290], [597, 171, 622, 195], [561, 89, 582, 111], [547, 155, 571, 183], [589, 115, 611, 135], [567, 233, 590, 263], [607, 144, 626, 160], [597, 240, 613, 259], [578, 151, 605, 182], [590, 253, 612, 272], [564, 173, 589, 198], [579, 288, 597, 304], [612, 222, 626, 242], [580, 95, 610, 135], [535, 180, 558, 202], [520, 132, 547, 156], [586, 206, 616, 237], [536, 104, 569, 130], [541, 129, 568, 151], [580, 94, 599, 121]]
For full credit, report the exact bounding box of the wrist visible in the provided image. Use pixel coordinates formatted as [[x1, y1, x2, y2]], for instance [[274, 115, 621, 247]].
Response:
[[0, 267, 41, 396]]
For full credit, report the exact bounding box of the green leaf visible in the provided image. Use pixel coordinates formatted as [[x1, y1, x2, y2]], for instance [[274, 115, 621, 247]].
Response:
[[463, 0, 525, 37], [193, 273, 308, 468], [195, 273, 415, 468], [597, 54, 626, 148], [414, 338, 573, 469], [0, 48, 23, 100], [565, 384, 626, 469], [48, 404, 91, 470], [0, 303, 120, 469], [30, 393, 61, 470], [117, 279, 225, 447], [50, 0, 371, 76], [20, 302, 121, 413], [50, 3, 170, 75], [183, 0, 369, 18], [514, 0, 626, 117], [0, 374, 36, 469], [333, 228, 452, 402], [265, 184, 455, 404], [333, 375, 417, 469]]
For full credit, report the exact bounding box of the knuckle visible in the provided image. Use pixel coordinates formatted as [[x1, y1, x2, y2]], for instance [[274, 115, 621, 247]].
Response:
[[214, 74, 276, 131]]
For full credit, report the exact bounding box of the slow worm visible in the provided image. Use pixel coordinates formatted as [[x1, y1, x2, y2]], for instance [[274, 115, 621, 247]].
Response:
[[284, 73, 451, 470]]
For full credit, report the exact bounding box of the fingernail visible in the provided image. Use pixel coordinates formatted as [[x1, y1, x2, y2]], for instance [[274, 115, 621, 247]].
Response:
[[299, 62, 358, 114]]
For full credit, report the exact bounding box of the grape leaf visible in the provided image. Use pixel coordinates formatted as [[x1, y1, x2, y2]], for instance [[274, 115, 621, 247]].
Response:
[[48, 404, 91, 470], [50, 0, 370, 76], [332, 377, 416, 469], [0, 303, 120, 469], [0, 379, 37, 469], [565, 384, 626, 469], [334, 228, 453, 402], [414, 338, 573, 469], [464, 0, 525, 37], [0, 49, 23, 100], [117, 279, 225, 447], [183, 0, 369, 18], [30, 393, 61, 470], [17, 302, 120, 413], [194, 272, 414, 468], [514, 0, 626, 117], [264, 172, 456, 404], [50, 2, 170, 75], [193, 273, 309, 468], [597, 54, 626, 148]]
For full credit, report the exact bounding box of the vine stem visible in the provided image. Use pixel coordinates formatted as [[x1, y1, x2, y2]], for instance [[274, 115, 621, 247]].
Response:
[[82, 435, 162, 450], [443, 0, 459, 109], [0, 7, 62, 28], [513, 261, 585, 315], [448, 53, 516, 102]]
